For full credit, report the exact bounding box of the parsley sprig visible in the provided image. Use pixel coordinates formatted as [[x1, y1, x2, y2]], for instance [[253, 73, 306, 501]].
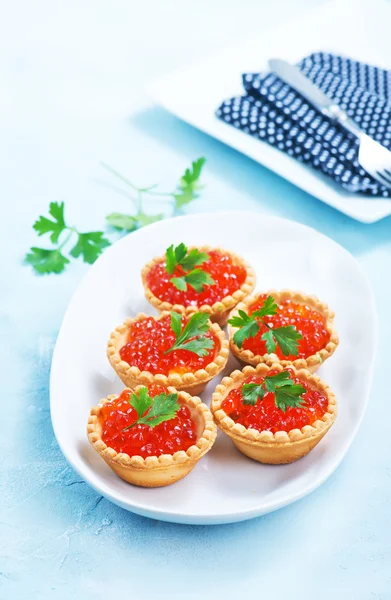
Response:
[[165, 243, 215, 292], [122, 387, 180, 430], [103, 157, 206, 232], [25, 202, 110, 274], [242, 371, 307, 413], [26, 157, 206, 275], [228, 295, 302, 356], [165, 312, 214, 356]]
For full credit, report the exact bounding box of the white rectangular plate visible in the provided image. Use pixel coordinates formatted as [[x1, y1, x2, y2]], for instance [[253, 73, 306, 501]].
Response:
[[149, 0, 391, 223], [50, 212, 377, 525]]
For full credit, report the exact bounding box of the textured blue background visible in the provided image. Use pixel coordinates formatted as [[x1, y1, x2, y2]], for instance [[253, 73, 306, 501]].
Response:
[[1, 1, 390, 598]]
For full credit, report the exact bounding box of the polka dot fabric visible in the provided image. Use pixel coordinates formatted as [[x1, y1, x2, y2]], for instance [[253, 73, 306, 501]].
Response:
[[216, 52, 391, 196]]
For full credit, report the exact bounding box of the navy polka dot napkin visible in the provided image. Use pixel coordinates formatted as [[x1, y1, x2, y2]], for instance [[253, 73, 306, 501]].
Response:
[[216, 52, 391, 197]]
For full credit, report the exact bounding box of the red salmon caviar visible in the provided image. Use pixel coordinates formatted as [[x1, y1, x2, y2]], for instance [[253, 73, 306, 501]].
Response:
[[146, 250, 247, 306], [242, 295, 330, 359], [100, 386, 198, 458], [221, 369, 328, 433], [119, 314, 219, 375]]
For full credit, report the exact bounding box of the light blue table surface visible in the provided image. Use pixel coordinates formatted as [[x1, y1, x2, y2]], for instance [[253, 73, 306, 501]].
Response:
[[1, 1, 390, 598]]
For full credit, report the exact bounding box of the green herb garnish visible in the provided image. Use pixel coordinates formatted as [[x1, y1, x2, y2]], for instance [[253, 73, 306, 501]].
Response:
[[165, 243, 215, 292], [228, 295, 302, 356], [165, 312, 214, 356], [122, 387, 180, 430], [103, 157, 206, 231], [173, 157, 206, 210], [26, 157, 206, 274], [242, 371, 306, 413], [25, 202, 110, 275]]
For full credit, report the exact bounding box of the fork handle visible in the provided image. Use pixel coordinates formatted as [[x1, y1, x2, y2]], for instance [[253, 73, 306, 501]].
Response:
[[268, 59, 363, 139]]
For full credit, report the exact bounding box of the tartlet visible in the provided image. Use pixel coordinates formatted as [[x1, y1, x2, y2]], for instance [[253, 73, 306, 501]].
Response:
[[228, 289, 338, 372], [108, 311, 229, 395], [141, 245, 256, 326], [87, 385, 217, 487], [211, 362, 337, 464]]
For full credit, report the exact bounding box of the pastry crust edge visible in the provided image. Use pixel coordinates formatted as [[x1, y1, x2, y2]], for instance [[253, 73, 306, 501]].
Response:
[[141, 245, 256, 326], [107, 311, 229, 395], [211, 362, 337, 464], [87, 386, 217, 486], [228, 289, 339, 373]]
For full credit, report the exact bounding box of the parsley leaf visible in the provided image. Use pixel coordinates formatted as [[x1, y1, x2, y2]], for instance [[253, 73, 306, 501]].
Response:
[[165, 243, 209, 274], [28, 158, 207, 276], [106, 212, 163, 232], [173, 187, 195, 209], [263, 371, 293, 391], [179, 311, 210, 339], [271, 326, 302, 356], [128, 386, 154, 420], [174, 337, 213, 355], [261, 329, 276, 354], [240, 372, 307, 413], [171, 269, 214, 293], [229, 310, 260, 349], [123, 387, 180, 430], [252, 295, 278, 319], [169, 311, 183, 338], [26, 201, 112, 275], [228, 295, 302, 356], [242, 383, 265, 405], [165, 244, 177, 275], [181, 248, 210, 271], [165, 312, 214, 356], [70, 232, 111, 264], [25, 247, 70, 275], [140, 392, 180, 427], [182, 268, 215, 293], [106, 213, 138, 231], [181, 157, 206, 189], [274, 385, 307, 413], [165, 243, 214, 292], [165, 243, 187, 274], [170, 276, 188, 291], [173, 158, 206, 210], [137, 213, 163, 227], [33, 201, 67, 243]]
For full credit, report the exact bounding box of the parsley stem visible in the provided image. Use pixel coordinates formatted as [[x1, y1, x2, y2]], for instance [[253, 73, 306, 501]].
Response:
[[94, 178, 139, 205], [101, 163, 172, 198], [58, 227, 76, 251], [122, 421, 137, 431], [253, 315, 272, 330], [137, 190, 143, 215], [139, 184, 159, 192], [145, 190, 175, 198], [100, 162, 140, 193]]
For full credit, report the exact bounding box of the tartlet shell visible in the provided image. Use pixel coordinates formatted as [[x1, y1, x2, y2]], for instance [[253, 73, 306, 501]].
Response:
[[107, 311, 229, 395], [141, 245, 256, 327], [211, 362, 337, 464], [87, 386, 217, 487], [228, 289, 339, 373]]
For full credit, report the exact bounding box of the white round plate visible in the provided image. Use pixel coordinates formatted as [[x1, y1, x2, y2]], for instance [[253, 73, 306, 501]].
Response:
[[50, 211, 377, 525]]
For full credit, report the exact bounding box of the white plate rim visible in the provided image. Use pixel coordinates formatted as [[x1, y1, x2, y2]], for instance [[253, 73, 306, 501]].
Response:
[[50, 211, 378, 524]]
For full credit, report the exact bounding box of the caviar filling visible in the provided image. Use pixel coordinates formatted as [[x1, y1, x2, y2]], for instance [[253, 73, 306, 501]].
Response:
[[241, 295, 330, 359], [146, 249, 247, 306], [221, 369, 328, 434], [100, 386, 198, 458], [119, 314, 219, 375]]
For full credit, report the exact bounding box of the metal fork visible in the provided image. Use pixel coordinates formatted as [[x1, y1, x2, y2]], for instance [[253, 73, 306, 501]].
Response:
[[268, 58, 391, 190]]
